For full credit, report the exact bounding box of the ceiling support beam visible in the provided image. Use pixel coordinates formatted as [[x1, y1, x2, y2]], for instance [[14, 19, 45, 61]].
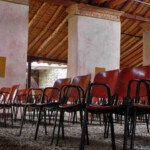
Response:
[[122, 13, 150, 22], [27, 56, 67, 63]]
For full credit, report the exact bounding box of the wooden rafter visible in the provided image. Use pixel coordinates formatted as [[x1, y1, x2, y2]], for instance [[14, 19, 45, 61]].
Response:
[[130, 56, 143, 66], [132, 0, 149, 16], [57, 49, 68, 59], [121, 46, 142, 65], [120, 0, 133, 11], [144, 8, 150, 18], [29, 2, 47, 28], [121, 39, 143, 59], [28, 5, 63, 52], [123, 52, 142, 66], [34, 15, 69, 55], [39, 0, 75, 6], [46, 35, 68, 57], [104, 0, 127, 9], [92, 0, 109, 5]]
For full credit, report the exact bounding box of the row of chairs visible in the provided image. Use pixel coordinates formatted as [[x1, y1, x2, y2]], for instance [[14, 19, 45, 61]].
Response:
[[1, 65, 150, 150]]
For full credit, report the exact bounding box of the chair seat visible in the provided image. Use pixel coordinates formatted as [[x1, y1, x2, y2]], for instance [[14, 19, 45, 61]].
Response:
[[21, 103, 36, 107], [132, 103, 150, 114], [36, 102, 59, 107], [86, 104, 125, 114], [0, 103, 12, 107], [59, 104, 84, 112]]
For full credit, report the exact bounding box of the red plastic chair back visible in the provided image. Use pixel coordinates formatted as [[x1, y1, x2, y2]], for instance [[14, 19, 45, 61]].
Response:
[[67, 74, 91, 99], [49, 78, 71, 100], [91, 70, 119, 98], [9, 85, 20, 102], [0, 88, 11, 102], [17, 88, 31, 101], [115, 65, 150, 98]]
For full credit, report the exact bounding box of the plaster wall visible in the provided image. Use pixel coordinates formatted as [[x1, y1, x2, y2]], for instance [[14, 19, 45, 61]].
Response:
[[143, 30, 150, 65], [0, 1, 28, 88], [68, 15, 121, 79]]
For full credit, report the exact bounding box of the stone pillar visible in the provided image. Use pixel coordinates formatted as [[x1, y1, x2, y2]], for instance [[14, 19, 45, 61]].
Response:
[[0, 1, 28, 88], [67, 4, 123, 79], [141, 23, 150, 66]]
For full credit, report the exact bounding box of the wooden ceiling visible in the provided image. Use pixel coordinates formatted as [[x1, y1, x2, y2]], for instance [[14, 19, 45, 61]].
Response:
[[28, 0, 150, 68]]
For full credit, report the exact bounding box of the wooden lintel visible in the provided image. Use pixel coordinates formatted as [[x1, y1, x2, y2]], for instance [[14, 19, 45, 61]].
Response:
[[27, 56, 67, 63], [121, 13, 150, 22], [0, 0, 28, 5]]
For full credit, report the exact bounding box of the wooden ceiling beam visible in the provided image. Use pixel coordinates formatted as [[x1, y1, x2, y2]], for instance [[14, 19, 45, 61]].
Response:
[[45, 35, 68, 57], [121, 39, 143, 59], [29, 2, 47, 28], [27, 56, 67, 63], [144, 8, 150, 18], [104, 0, 127, 9], [92, 0, 109, 5], [130, 56, 143, 67], [122, 52, 142, 66], [28, 5, 63, 53], [38, 0, 75, 7], [57, 49, 68, 59], [121, 46, 142, 65], [34, 15, 69, 55], [121, 13, 150, 22], [132, 0, 149, 16]]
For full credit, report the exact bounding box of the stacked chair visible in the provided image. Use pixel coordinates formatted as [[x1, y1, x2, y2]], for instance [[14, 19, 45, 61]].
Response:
[[80, 65, 150, 150], [34, 78, 71, 140], [51, 74, 91, 145], [0, 84, 20, 127]]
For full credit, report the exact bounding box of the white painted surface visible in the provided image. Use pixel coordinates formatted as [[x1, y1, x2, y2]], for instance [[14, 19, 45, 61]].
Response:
[[0, 1, 28, 88], [68, 15, 121, 80]]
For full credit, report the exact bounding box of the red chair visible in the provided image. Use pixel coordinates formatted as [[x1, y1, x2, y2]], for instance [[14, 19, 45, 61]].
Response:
[[114, 65, 150, 150], [13, 88, 31, 121], [79, 70, 119, 150], [0, 84, 20, 127], [34, 78, 71, 140], [52, 74, 91, 146]]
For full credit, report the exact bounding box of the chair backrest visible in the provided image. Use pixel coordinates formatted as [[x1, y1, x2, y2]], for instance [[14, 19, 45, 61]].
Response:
[[0, 87, 11, 102], [16, 88, 31, 102], [46, 78, 71, 101], [67, 74, 91, 99], [90, 70, 119, 98], [8, 84, 20, 103], [115, 65, 150, 99]]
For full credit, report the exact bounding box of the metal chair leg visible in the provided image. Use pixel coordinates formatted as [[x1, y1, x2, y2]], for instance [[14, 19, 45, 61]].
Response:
[[51, 110, 58, 145], [110, 113, 116, 150], [56, 110, 63, 146], [79, 109, 88, 150], [19, 106, 27, 136], [130, 109, 137, 150], [123, 107, 129, 150], [34, 106, 42, 140]]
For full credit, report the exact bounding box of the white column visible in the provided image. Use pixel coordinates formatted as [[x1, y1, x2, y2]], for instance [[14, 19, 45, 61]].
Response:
[[67, 4, 123, 79], [0, 1, 28, 88]]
